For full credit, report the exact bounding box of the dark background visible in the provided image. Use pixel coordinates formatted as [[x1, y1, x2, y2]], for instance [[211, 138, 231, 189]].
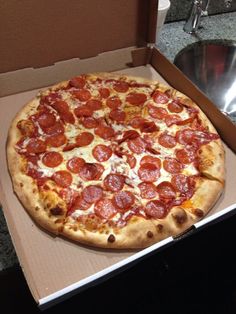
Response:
[[1, 211, 236, 314]]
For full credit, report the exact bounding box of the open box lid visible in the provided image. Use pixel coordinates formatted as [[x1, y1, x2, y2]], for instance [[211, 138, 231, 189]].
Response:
[[0, 0, 158, 73]]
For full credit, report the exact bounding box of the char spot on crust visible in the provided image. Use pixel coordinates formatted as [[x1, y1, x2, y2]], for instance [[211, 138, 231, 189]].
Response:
[[55, 218, 64, 224], [156, 224, 163, 232], [107, 234, 116, 243], [58, 225, 64, 232], [73, 224, 78, 231], [147, 230, 153, 238], [172, 208, 187, 225], [35, 206, 39, 211], [50, 206, 63, 216], [20, 182, 24, 187], [200, 159, 214, 168], [193, 208, 204, 217]]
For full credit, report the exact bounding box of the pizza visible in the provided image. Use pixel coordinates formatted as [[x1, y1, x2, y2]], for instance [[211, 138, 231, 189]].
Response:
[[7, 72, 225, 249]]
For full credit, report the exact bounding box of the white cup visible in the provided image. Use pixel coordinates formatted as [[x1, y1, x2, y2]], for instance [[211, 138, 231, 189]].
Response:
[[156, 0, 171, 43]]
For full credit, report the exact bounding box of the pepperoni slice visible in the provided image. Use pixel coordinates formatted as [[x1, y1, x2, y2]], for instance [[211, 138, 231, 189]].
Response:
[[78, 163, 104, 181], [46, 133, 67, 147], [177, 115, 197, 126], [99, 87, 110, 99], [42, 151, 63, 167], [72, 89, 91, 101], [168, 100, 183, 113], [156, 181, 176, 199], [138, 182, 157, 199], [38, 112, 56, 128], [106, 96, 122, 109], [40, 92, 61, 106], [95, 125, 115, 140], [82, 185, 103, 203], [62, 143, 77, 152], [51, 100, 68, 113], [94, 198, 117, 219], [128, 137, 146, 154], [152, 90, 169, 104], [117, 130, 140, 144], [140, 156, 161, 169], [138, 163, 160, 182], [104, 173, 125, 192], [26, 138, 47, 154], [26, 167, 46, 185], [43, 121, 64, 136], [59, 188, 79, 208], [176, 148, 196, 164], [86, 99, 102, 111], [66, 157, 85, 173], [74, 106, 93, 118], [113, 81, 129, 93], [69, 195, 91, 212], [69, 76, 86, 89], [193, 130, 219, 145], [112, 191, 135, 212], [145, 200, 168, 218], [92, 144, 112, 162], [171, 174, 194, 194], [145, 146, 160, 155], [148, 105, 168, 119], [50, 100, 75, 124], [76, 132, 94, 147], [109, 109, 126, 122], [163, 158, 183, 174], [158, 132, 177, 148], [126, 154, 136, 169], [126, 92, 147, 105], [176, 128, 196, 145], [62, 111, 75, 124], [80, 116, 98, 129], [26, 155, 40, 165], [139, 121, 159, 133], [164, 114, 182, 127], [171, 174, 193, 194], [129, 116, 147, 129], [52, 170, 73, 188]]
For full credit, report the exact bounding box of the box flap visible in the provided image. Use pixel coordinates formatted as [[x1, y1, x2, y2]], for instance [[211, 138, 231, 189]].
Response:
[[0, 0, 158, 73]]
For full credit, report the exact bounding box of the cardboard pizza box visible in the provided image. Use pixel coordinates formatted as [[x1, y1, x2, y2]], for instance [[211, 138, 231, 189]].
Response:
[[0, 0, 236, 308]]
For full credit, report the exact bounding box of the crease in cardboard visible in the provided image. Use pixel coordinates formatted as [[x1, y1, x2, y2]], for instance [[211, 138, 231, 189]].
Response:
[[0, 46, 135, 97]]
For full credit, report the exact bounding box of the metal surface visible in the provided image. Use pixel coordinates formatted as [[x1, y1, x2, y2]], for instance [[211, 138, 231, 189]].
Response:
[[183, 0, 210, 34], [174, 39, 236, 122]]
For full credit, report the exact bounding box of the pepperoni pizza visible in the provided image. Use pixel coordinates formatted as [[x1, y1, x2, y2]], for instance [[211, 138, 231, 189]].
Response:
[[7, 73, 225, 248]]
